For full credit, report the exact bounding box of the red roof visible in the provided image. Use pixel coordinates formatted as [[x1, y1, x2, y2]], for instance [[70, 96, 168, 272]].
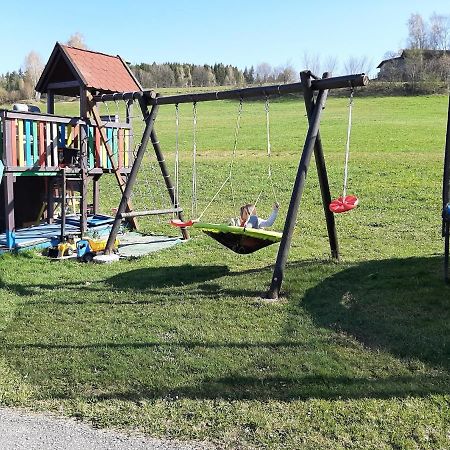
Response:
[[62, 45, 141, 93], [36, 43, 142, 95]]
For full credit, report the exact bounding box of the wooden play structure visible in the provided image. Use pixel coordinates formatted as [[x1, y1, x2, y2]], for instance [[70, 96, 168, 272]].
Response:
[[0, 43, 141, 250], [443, 94, 450, 283]]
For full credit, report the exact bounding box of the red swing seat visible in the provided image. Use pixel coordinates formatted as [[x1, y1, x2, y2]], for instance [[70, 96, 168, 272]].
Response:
[[329, 195, 359, 213], [169, 219, 197, 227]]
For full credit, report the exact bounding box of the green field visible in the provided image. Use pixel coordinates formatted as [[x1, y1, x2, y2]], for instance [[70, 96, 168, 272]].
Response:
[[0, 92, 449, 449]]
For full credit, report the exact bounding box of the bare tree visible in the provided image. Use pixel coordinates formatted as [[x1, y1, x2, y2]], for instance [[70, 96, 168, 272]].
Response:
[[323, 56, 339, 75], [407, 13, 428, 49], [274, 63, 297, 83], [23, 51, 44, 88], [22, 51, 44, 99], [255, 62, 272, 83], [67, 32, 88, 49], [429, 13, 450, 50], [343, 55, 372, 75], [302, 52, 321, 75]]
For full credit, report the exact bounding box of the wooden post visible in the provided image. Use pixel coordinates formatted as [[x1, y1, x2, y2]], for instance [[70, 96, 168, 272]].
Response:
[[93, 174, 101, 214], [266, 73, 329, 300], [105, 103, 160, 253], [60, 168, 66, 241], [1, 112, 15, 248], [303, 71, 339, 260], [47, 90, 55, 114], [79, 88, 89, 235]]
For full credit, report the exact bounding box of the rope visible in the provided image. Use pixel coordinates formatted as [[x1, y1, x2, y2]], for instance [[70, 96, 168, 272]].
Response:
[[197, 98, 243, 221], [174, 104, 180, 217], [265, 97, 278, 205], [229, 98, 243, 211], [342, 89, 354, 198], [192, 102, 198, 218]]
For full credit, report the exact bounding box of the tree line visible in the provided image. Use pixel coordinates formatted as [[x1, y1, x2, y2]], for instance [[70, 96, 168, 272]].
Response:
[[130, 62, 298, 88]]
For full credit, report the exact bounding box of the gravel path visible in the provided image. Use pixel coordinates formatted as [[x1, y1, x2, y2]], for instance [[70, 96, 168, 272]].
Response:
[[0, 408, 214, 450]]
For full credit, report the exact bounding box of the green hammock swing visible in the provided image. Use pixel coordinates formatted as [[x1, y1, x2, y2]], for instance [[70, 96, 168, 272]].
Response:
[[192, 222, 282, 254]]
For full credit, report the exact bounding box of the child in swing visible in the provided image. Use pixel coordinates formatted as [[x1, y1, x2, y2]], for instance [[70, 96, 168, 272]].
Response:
[[230, 202, 279, 229]]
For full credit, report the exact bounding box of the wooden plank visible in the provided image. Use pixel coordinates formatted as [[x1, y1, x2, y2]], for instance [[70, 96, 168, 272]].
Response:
[[107, 127, 113, 169], [0, 118, 3, 159], [113, 127, 118, 167], [95, 127, 101, 167], [10, 120, 17, 166], [74, 124, 79, 148], [101, 129, 107, 168], [46, 122, 52, 166], [59, 124, 66, 149], [124, 129, 129, 167], [38, 122, 46, 166], [17, 120, 24, 167], [66, 124, 73, 148], [47, 80, 80, 90], [4, 110, 86, 125], [52, 123, 58, 166], [32, 121, 38, 165], [80, 125, 88, 235], [3, 173, 15, 248], [25, 120, 32, 166], [120, 207, 183, 218], [118, 128, 124, 168], [88, 126, 95, 168]]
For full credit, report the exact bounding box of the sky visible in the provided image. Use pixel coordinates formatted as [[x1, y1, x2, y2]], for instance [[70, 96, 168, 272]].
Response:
[[1, 0, 449, 78]]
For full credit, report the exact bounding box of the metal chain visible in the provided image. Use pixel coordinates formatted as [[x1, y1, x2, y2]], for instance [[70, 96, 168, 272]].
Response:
[[174, 104, 180, 216], [342, 88, 354, 198], [197, 98, 243, 221], [265, 97, 278, 204], [229, 97, 243, 211], [192, 102, 198, 218]]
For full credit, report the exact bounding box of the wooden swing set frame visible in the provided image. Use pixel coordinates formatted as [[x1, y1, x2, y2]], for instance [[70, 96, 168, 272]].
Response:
[[100, 71, 369, 299]]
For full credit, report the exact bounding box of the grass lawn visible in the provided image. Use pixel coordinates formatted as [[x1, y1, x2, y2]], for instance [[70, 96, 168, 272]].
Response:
[[0, 92, 449, 449]]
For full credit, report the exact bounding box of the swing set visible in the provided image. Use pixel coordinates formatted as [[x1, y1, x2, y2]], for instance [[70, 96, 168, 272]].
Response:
[[98, 71, 369, 298]]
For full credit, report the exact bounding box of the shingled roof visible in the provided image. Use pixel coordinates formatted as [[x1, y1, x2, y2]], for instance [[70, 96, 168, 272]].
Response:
[[36, 42, 142, 96]]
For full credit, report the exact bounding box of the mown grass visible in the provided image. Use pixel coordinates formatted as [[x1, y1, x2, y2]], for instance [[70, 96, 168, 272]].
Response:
[[0, 93, 449, 449]]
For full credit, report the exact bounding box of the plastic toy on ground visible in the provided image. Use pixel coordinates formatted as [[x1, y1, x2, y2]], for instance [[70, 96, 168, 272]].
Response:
[[76, 237, 119, 262]]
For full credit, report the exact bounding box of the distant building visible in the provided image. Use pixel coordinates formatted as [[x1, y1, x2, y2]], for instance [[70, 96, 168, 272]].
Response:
[[377, 49, 450, 81]]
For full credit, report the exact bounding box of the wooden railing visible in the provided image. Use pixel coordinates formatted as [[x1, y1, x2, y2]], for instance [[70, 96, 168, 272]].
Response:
[[0, 110, 133, 172]]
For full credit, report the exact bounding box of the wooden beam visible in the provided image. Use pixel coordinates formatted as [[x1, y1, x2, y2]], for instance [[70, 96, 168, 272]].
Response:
[[47, 90, 54, 114], [47, 81, 80, 90], [2, 116, 15, 248], [120, 207, 183, 218]]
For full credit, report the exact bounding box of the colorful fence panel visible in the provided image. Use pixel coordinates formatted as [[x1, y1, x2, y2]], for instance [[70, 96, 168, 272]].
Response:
[[0, 112, 133, 171]]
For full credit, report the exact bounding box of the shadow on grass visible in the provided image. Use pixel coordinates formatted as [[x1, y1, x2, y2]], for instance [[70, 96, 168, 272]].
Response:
[[107, 264, 232, 290], [299, 256, 450, 371], [0, 264, 235, 301], [1, 256, 449, 402], [0, 262, 275, 302]]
